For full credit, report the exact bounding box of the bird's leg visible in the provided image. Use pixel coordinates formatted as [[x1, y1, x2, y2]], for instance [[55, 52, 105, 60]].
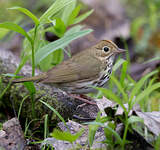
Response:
[[79, 94, 93, 101], [68, 94, 97, 105]]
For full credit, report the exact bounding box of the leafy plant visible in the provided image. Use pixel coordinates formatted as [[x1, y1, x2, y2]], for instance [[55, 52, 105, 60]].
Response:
[[0, 0, 93, 118], [52, 128, 84, 143], [89, 56, 160, 149]]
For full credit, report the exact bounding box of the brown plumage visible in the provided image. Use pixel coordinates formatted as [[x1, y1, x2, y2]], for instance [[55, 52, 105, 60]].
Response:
[[13, 40, 126, 94]]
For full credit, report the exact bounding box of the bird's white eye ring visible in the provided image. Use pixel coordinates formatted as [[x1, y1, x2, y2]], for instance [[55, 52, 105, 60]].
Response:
[[102, 46, 110, 52]]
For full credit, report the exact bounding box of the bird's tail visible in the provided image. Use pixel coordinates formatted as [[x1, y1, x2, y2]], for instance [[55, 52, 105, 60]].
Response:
[[12, 73, 46, 83]]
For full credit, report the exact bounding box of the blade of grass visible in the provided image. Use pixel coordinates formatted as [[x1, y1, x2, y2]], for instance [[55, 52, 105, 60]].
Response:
[[132, 82, 160, 107], [129, 70, 158, 103], [120, 61, 128, 87], [86, 122, 123, 145], [126, 75, 136, 85], [39, 100, 66, 126], [143, 56, 160, 64], [24, 118, 39, 137], [113, 58, 126, 72], [110, 76, 128, 102], [95, 87, 127, 112], [18, 95, 29, 119]]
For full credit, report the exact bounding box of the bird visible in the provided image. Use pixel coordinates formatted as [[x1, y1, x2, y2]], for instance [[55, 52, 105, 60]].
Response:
[[13, 40, 126, 103]]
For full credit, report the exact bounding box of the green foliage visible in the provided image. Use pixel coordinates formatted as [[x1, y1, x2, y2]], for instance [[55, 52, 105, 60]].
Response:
[[0, 0, 93, 119], [18, 95, 29, 119], [52, 128, 84, 143], [130, 0, 160, 54], [155, 135, 160, 150], [8, 7, 40, 26], [23, 82, 36, 95], [88, 112, 101, 146], [97, 59, 159, 112], [86, 119, 123, 148], [143, 56, 160, 64], [92, 56, 160, 149], [73, 9, 94, 25], [35, 28, 92, 65], [0, 0, 93, 75], [0, 22, 32, 43]]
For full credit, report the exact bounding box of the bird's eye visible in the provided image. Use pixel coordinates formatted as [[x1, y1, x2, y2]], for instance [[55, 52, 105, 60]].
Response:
[[102, 46, 110, 52]]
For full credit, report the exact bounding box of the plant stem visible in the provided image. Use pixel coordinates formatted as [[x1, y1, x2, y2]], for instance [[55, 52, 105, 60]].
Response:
[[30, 26, 38, 118], [122, 112, 129, 150], [31, 44, 35, 77], [31, 25, 38, 77]]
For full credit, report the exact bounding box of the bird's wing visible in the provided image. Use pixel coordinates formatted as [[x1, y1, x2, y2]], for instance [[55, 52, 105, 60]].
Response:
[[42, 53, 102, 83]]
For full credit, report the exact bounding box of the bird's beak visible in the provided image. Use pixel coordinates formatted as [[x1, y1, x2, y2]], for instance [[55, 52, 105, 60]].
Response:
[[116, 48, 127, 54]]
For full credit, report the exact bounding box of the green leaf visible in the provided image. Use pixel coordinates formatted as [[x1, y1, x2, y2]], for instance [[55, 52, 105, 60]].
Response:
[[39, 53, 54, 72], [8, 7, 39, 26], [104, 125, 123, 145], [52, 128, 84, 143], [67, 4, 81, 25], [0, 28, 9, 39], [128, 116, 143, 124], [127, 75, 136, 85], [23, 82, 36, 95], [52, 18, 66, 37], [155, 135, 160, 150], [39, 49, 64, 72], [61, 0, 77, 25], [39, 0, 76, 23], [133, 82, 160, 106], [65, 25, 84, 35], [95, 87, 127, 112], [87, 122, 123, 145], [113, 58, 126, 71], [0, 22, 32, 44], [110, 76, 128, 102], [129, 70, 158, 104], [88, 123, 99, 147], [104, 122, 116, 142], [35, 29, 93, 65], [52, 49, 64, 65], [143, 56, 160, 64], [88, 112, 102, 147], [120, 61, 128, 86], [73, 9, 94, 24]]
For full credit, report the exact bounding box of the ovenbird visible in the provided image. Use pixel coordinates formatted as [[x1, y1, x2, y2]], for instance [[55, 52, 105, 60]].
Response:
[[13, 40, 126, 94]]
